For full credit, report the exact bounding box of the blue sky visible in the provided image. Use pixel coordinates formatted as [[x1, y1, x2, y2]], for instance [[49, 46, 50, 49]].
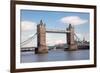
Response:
[[21, 10, 90, 47]]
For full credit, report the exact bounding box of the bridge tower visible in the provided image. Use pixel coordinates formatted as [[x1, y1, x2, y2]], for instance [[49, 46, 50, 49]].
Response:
[[66, 24, 78, 50], [35, 20, 48, 54]]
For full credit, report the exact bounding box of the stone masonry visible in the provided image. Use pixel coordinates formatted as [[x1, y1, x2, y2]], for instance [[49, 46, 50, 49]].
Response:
[[66, 24, 78, 50], [35, 20, 48, 54]]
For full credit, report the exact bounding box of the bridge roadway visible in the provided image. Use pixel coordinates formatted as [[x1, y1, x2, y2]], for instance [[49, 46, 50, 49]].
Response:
[[21, 47, 36, 52], [21, 43, 89, 52]]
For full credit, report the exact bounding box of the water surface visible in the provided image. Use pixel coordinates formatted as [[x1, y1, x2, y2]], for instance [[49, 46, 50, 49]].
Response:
[[21, 49, 89, 63]]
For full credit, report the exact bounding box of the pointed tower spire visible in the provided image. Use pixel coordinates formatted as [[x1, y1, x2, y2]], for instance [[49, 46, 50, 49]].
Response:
[[83, 37, 85, 42], [69, 24, 72, 28], [40, 19, 43, 25]]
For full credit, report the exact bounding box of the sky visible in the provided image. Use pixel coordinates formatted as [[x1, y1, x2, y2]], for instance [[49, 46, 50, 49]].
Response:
[[20, 10, 90, 47]]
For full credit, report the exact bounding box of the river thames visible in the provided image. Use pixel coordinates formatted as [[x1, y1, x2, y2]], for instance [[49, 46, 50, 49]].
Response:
[[21, 49, 89, 63]]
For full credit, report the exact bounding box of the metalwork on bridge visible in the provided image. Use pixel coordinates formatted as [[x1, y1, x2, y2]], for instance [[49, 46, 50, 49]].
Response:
[[46, 29, 70, 33]]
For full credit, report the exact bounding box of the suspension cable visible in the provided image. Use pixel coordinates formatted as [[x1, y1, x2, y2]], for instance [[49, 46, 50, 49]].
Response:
[[21, 33, 37, 46], [74, 33, 83, 43]]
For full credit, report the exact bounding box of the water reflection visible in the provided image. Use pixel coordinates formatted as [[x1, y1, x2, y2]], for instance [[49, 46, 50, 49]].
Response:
[[21, 49, 89, 63], [36, 54, 48, 62]]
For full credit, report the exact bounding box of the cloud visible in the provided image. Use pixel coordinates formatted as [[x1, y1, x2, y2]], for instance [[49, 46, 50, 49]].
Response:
[[21, 21, 37, 47], [21, 21, 37, 31], [60, 16, 88, 25]]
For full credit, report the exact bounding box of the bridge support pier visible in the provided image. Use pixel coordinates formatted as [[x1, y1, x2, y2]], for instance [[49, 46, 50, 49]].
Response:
[[67, 44, 78, 51], [35, 20, 48, 54], [66, 24, 78, 51]]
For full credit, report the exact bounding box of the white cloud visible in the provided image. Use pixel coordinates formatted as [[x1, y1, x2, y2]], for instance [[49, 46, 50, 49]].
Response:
[[21, 21, 37, 31], [60, 16, 88, 25], [21, 21, 37, 47]]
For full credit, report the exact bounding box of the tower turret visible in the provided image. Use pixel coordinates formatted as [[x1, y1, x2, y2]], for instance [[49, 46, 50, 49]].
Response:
[[66, 24, 78, 50], [35, 20, 48, 54]]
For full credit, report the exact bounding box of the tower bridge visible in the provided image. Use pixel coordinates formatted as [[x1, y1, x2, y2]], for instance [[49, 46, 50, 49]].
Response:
[[35, 20, 78, 54], [21, 20, 88, 54]]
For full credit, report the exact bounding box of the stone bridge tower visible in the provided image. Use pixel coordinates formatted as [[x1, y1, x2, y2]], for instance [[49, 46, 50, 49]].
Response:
[[66, 24, 78, 50], [35, 20, 48, 54]]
